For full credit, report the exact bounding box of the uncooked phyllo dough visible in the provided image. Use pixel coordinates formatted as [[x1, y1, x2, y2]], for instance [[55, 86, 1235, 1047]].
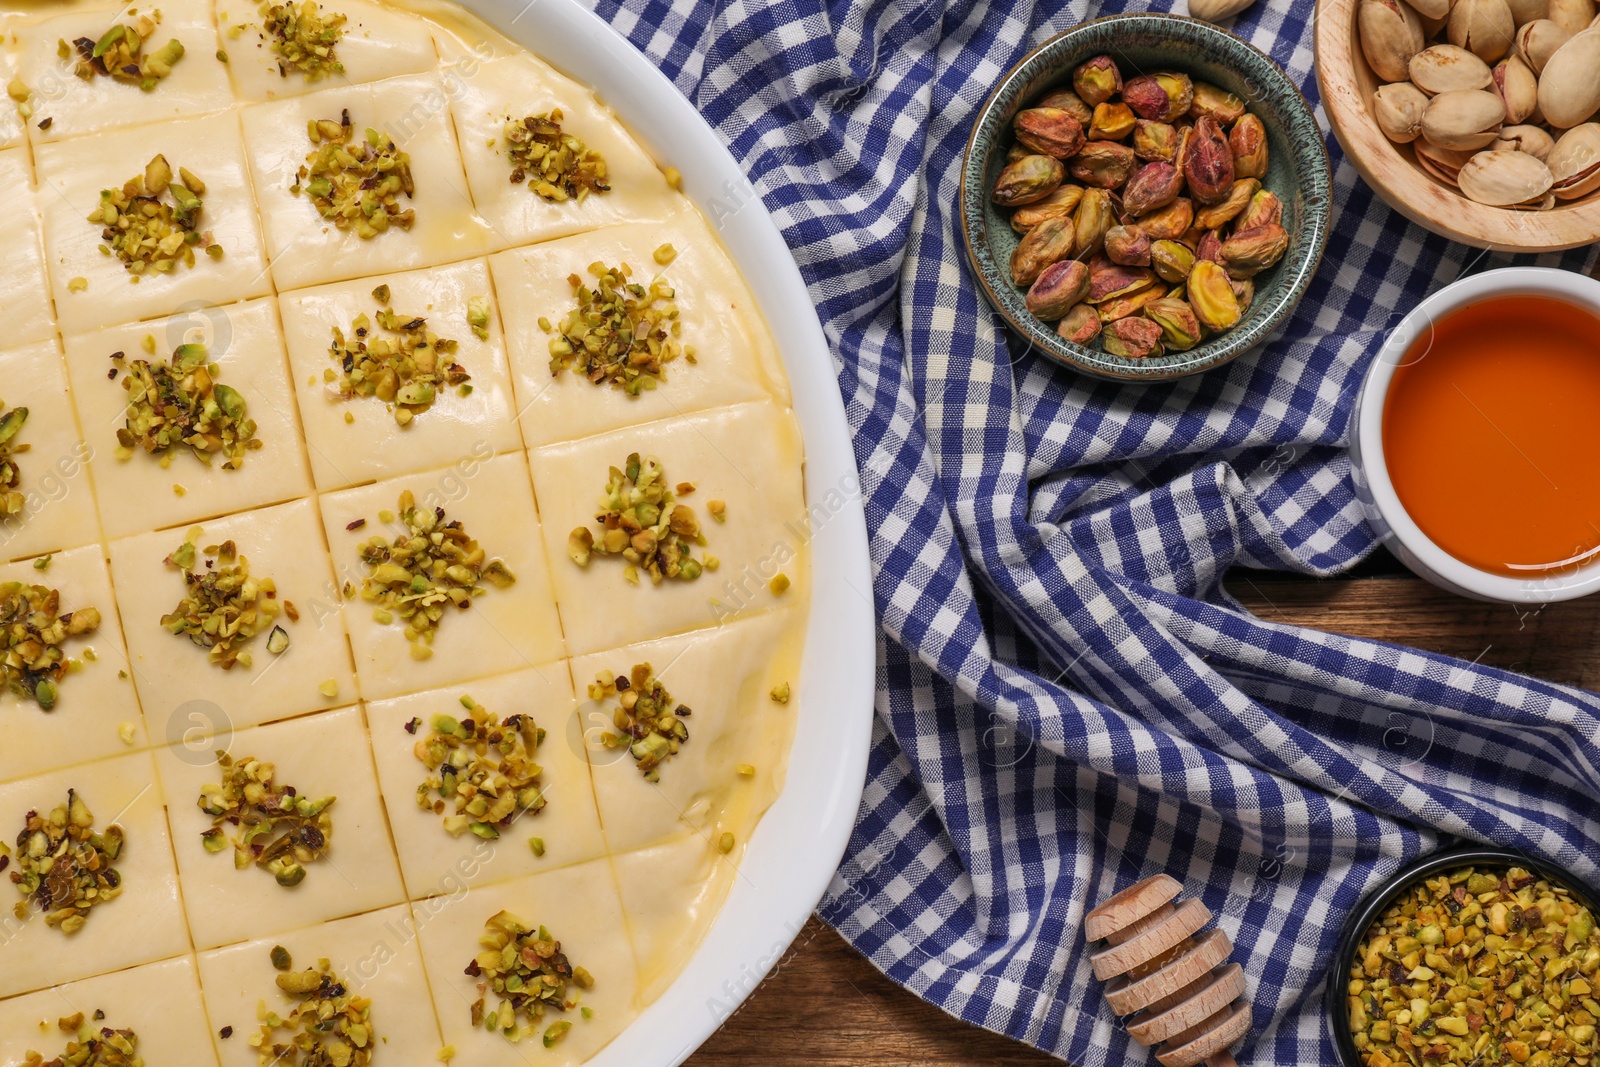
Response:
[[0, 0, 808, 1062]]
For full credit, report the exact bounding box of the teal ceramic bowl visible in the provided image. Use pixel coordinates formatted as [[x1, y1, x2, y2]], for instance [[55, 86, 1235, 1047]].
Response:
[[959, 13, 1333, 381]]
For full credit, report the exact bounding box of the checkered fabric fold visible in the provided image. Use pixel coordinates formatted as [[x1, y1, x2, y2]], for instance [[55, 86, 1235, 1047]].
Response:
[[591, 0, 1600, 1061]]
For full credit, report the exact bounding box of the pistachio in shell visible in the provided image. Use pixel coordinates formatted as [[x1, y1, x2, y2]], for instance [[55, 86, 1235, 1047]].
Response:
[[1548, 0, 1597, 34], [1549, 122, 1600, 197], [1150, 240, 1197, 283], [1010, 214, 1075, 286], [1183, 115, 1236, 205], [1235, 188, 1284, 231], [1419, 88, 1506, 150], [1414, 138, 1476, 184], [1144, 297, 1203, 351], [1133, 120, 1180, 162], [1359, 0, 1426, 82], [1195, 177, 1262, 229], [1407, 0, 1452, 18], [1123, 73, 1195, 123], [1134, 203, 1189, 246], [1189, 82, 1247, 125], [1057, 303, 1102, 345], [1187, 260, 1242, 331], [1086, 264, 1158, 305], [1187, 0, 1258, 23], [1104, 225, 1153, 267], [1072, 55, 1122, 107], [1101, 316, 1164, 359], [1503, 0, 1548, 24], [1373, 81, 1430, 144], [1409, 44, 1494, 92], [1068, 141, 1137, 188], [1014, 107, 1087, 159], [1073, 186, 1117, 259], [1456, 148, 1555, 204], [1449, 0, 1516, 61], [1122, 161, 1184, 216], [1025, 259, 1092, 320], [1229, 114, 1268, 180], [1490, 123, 1557, 159], [1010, 185, 1084, 234], [1537, 27, 1600, 128], [1037, 87, 1094, 127], [1219, 223, 1289, 278], [1514, 18, 1572, 72], [1089, 102, 1137, 141], [1493, 54, 1539, 123], [993, 153, 1065, 206]]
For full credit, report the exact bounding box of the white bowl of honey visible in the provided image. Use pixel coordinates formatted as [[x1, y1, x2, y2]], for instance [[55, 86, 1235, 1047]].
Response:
[[1351, 267, 1600, 605]]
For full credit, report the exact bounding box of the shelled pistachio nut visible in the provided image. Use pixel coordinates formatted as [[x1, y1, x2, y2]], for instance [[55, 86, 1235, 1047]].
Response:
[[1374, 81, 1430, 143], [1235, 188, 1284, 231], [1133, 120, 1180, 162], [1456, 148, 1555, 204], [1038, 87, 1094, 127], [1086, 264, 1159, 305], [1220, 223, 1289, 278], [1195, 178, 1261, 230], [1123, 161, 1185, 216], [1057, 303, 1102, 345], [1492, 54, 1539, 123], [1105, 225, 1153, 267], [1025, 259, 1091, 320], [1074, 186, 1117, 258], [1190, 83, 1247, 125], [1449, 0, 1516, 61], [1069, 141, 1138, 188], [1010, 214, 1074, 286], [1138, 197, 1195, 240], [1150, 240, 1197, 283], [1538, 28, 1600, 128], [1184, 115, 1236, 204], [1410, 44, 1493, 92], [1360, 0, 1426, 82], [1123, 73, 1195, 124], [1229, 115, 1268, 180], [1490, 123, 1557, 159], [1010, 185, 1084, 234], [1102, 316, 1164, 359], [1014, 107, 1087, 159], [1073, 55, 1122, 107], [992, 153, 1065, 206], [1188, 261, 1242, 331], [1420, 88, 1506, 150], [1144, 297, 1203, 351], [1089, 102, 1138, 141], [1514, 18, 1572, 72], [1549, 123, 1600, 198]]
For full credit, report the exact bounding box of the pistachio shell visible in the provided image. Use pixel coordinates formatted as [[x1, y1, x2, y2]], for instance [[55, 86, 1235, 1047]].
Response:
[[1073, 55, 1122, 107], [1456, 148, 1555, 203], [1101, 316, 1164, 359], [1194, 178, 1261, 229], [1229, 114, 1269, 179], [1014, 107, 1087, 159], [1489, 123, 1557, 159], [1549, 122, 1600, 197], [1056, 303, 1102, 345], [1410, 45, 1494, 92], [1549, 0, 1597, 33], [1010, 185, 1084, 234], [1414, 139, 1476, 183], [1138, 197, 1195, 240], [993, 154, 1065, 206], [1186, 0, 1257, 22], [1074, 186, 1117, 259], [1038, 88, 1095, 127], [1025, 259, 1092, 320], [1010, 215, 1075, 286], [1189, 83, 1247, 124], [1374, 81, 1431, 143], [1514, 18, 1572, 71], [1360, 0, 1427, 81], [1493, 55, 1539, 123], [1420, 88, 1506, 150], [1089, 102, 1137, 141], [1449, 0, 1516, 61], [1538, 28, 1600, 127]]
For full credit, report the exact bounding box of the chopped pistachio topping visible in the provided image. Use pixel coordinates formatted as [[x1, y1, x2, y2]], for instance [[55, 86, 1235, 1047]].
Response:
[[504, 109, 610, 203], [197, 752, 335, 888], [160, 535, 284, 671], [545, 261, 688, 393], [7, 790, 124, 934], [568, 453, 708, 585], [718, 831, 735, 854], [769, 573, 791, 595], [271, 944, 293, 971], [769, 682, 791, 705], [261, 0, 347, 81], [0, 582, 100, 710], [357, 490, 515, 648], [468, 295, 491, 341], [257, 956, 374, 1066], [1349, 864, 1600, 1067], [69, 13, 186, 91], [588, 663, 688, 781], [414, 696, 547, 840], [467, 911, 595, 1044], [114, 342, 259, 469], [292, 109, 415, 239], [0, 403, 29, 516], [328, 295, 468, 426], [20, 1015, 142, 1067], [88, 155, 218, 276]]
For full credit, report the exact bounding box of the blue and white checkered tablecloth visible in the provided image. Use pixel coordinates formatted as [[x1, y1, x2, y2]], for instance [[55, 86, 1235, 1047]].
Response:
[[589, 0, 1600, 1061]]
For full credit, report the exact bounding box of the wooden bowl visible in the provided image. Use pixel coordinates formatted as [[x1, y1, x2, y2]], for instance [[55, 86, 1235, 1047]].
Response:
[[1315, 0, 1600, 252]]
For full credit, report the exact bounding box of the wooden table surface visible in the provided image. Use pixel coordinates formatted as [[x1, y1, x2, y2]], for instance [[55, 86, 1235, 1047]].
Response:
[[685, 557, 1600, 1066]]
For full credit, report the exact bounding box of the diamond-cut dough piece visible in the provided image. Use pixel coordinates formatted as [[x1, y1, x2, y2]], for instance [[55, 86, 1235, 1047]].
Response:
[[0, 19, 25, 150], [14, 0, 235, 144], [278, 259, 522, 491], [197, 904, 443, 1067], [215, 0, 438, 101], [154, 705, 406, 950], [318, 452, 564, 699], [35, 112, 272, 332], [414, 859, 638, 1067], [106, 498, 357, 731], [0, 955, 221, 1067], [0, 545, 141, 786], [448, 52, 682, 248], [492, 214, 787, 450], [530, 401, 807, 654], [366, 663, 605, 899], [240, 73, 495, 291], [0, 340, 103, 562], [62, 298, 313, 539], [0, 752, 188, 999], [573, 609, 801, 855], [0, 148, 53, 348], [610, 834, 736, 1006]]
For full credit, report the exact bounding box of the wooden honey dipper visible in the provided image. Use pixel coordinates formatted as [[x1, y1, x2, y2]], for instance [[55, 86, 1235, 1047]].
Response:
[[1084, 874, 1249, 1067]]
